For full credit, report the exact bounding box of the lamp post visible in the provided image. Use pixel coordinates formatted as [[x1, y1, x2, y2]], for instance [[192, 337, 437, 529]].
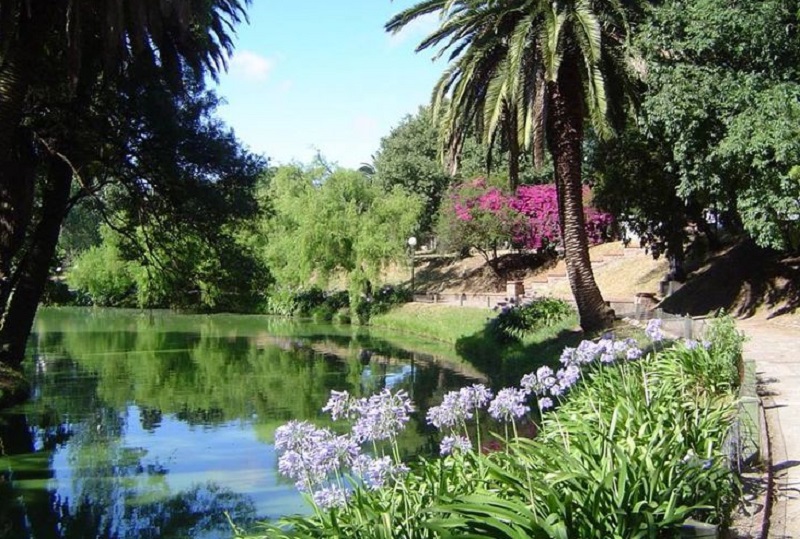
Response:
[[407, 236, 417, 293]]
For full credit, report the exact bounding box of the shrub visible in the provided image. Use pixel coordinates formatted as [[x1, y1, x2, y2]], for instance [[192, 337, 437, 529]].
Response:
[[488, 297, 575, 342]]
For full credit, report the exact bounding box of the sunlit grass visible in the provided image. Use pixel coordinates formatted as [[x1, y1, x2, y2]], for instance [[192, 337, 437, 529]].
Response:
[[370, 303, 495, 344]]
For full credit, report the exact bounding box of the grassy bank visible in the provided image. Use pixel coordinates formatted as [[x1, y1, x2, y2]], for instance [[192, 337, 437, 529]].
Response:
[[370, 303, 496, 344], [370, 301, 583, 387]]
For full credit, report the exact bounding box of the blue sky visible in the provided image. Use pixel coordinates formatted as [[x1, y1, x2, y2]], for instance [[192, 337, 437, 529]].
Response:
[[213, 1, 445, 169]]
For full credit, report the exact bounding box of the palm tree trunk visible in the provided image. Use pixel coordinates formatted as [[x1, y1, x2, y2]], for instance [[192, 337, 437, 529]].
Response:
[[547, 65, 614, 332], [0, 153, 73, 368], [505, 106, 520, 190]]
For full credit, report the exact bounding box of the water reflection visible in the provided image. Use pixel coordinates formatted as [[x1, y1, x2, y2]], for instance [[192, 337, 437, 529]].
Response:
[[0, 308, 481, 539]]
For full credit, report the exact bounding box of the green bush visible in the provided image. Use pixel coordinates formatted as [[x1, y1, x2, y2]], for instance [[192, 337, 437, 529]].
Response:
[[66, 243, 137, 306], [488, 297, 575, 342]]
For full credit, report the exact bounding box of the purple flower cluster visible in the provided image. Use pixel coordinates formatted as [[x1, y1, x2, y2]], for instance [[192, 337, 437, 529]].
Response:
[[488, 388, 530, 422], [520, 366, 556, 396], [275, 388, 416, 511], [515, 327, 659, 414], [322, 390, 355, 421], [324, 388, 415, 442], [646, 318, 664, 342], [351, 388, 414, 442], [352, 455, 409, 490], [427, 384, 493, 429], [312, 486, 349, 510], [440, 435, 473, 456], [275, 421, 359, 492]]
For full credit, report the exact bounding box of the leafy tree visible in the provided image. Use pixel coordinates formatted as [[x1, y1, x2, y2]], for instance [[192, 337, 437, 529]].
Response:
[[590, 126, 701, 281], [257, 162, 423, 321], [439, 180, 613, 270], [638, 0, 800, 251], [388, 0, 645, 330], [373, 106, 452, 237]]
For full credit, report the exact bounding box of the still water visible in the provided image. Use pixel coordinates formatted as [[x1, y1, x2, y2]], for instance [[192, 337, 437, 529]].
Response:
[[0, 308, 484, 539]]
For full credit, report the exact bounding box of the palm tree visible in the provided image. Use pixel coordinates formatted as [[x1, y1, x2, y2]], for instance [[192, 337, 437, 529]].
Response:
[[0, 0, 250, 368], [387, 0, 642, 331]]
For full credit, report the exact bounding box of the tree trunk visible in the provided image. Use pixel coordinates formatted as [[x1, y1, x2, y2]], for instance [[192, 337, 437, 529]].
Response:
[[0, 154, 73, 368], [532, 67, 546, 171], [505, 105, 520, 191], [0, 7, 49, 323], [547, 64, 614, 332], [0, 48, 37, 307]]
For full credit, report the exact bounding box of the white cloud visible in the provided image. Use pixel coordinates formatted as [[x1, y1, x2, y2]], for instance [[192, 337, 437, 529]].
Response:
[[229, 50, 274, 82], [387, 12, 440, 47]]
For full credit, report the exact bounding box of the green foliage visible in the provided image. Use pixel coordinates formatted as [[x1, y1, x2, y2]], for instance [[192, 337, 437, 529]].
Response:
[[256, 161, 423, 317], [373, 106, 454, 236], [637, 0, 800, 252], [66, 238, 137, 307], [488, 298, 575, 343], [591, 126, 698, 264], [435, 178, 520, 259], [66, 224, 269, 312], [370, 305, 493, 345], [716, 84, 800, 250]]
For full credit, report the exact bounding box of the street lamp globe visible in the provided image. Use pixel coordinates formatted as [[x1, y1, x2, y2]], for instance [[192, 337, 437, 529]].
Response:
[[408, 236, 417, 248]]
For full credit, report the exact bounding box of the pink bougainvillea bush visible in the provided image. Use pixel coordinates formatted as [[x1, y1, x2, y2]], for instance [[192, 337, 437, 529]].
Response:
[[439, 179, 614, 256]]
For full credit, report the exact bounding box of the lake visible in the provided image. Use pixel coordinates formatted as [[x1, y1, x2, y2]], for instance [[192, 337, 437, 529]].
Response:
[[0, 308, 485, 539]]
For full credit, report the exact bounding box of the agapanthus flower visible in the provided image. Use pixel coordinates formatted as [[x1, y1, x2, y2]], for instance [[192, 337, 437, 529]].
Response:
[[322, 390, 355, 421], [352, 455, 409, 490], [312, 486, 349, 510], [440, 435, 473, 456], [537, 397, 554, 411], [520, 366, 557, 396], [556, 365, 581, 393], [548, 382, 565, 397], [626, 347, 643, 361], [276, 423, 358, 491], [576, 340, 600, 364], [427, 391, 467, 429], [488, 388, 530, 422], [645, 319, 664, 342], [684, 339, 699, 350], [596, 338, 615, 355], [427, 384, 493, 430], [275, 420, 326, 453], [352, 388, 414, 442], [314, 434, 361, 474], [459, 384, 493, 410], [559, 347, 577, 366], [613, 340, 631, 354]]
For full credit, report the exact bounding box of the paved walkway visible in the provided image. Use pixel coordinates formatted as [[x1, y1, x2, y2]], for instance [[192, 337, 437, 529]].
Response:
[[738, 319, 800, 538]]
